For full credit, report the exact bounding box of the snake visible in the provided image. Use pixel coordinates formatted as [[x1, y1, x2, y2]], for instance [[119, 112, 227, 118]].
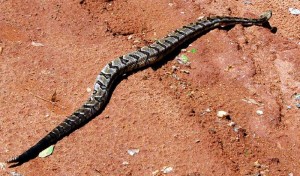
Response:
[[7, 10, 274, 166]]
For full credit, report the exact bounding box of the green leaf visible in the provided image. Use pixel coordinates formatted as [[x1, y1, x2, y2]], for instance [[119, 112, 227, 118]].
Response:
[[180, 54, 189, 63], [38, 145, 55, 158], [190, 48, 197, 53]]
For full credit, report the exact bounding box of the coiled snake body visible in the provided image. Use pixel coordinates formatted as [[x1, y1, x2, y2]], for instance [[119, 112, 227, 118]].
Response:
[[8, 11, 273, 166]]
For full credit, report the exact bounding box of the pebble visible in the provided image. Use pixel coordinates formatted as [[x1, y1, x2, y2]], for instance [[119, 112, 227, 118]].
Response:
[[133, 39, 140, 43], [168, 3, 174, 7], [152, 170, 160, 176], [233, 126, 240, 132], [180, 70, 190, 74], [217, 110, 229, 118], [256, 110, 264, 115], [181, 48, 187, 52], [161, 166, 173, 174], [294, 93, 300, 100], [243, 0, 252, 4], [86, 87, 92, 93], [253, 160, 261, 168], [31, 41, 44, 47], [171, 65, 178, 72], [127, 35, 133, 40], [0, 162, 5, 170], [127, 149, 139, 156], [10, 172, 23, 176], [122, 161, 129, 165], [289, 7, 300, 15], [228, 121, 236, 127], [197, 16, 204, 20], [172, 73, 180, 80], [205, 108, 211, 112]]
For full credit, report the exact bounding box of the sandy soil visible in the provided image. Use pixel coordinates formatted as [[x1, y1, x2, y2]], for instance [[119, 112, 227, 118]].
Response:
[[0, 0, 299, 175]]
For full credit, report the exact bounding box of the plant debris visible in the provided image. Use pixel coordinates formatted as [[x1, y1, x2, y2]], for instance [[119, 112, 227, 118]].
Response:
[[38, 145, 55, 158]]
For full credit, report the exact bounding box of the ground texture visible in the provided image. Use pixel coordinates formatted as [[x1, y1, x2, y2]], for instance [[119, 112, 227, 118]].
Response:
[[0, 0, 299, 175]]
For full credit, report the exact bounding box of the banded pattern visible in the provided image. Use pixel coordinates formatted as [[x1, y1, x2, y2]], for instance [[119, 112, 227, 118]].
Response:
[[8, 10, 273, 166]]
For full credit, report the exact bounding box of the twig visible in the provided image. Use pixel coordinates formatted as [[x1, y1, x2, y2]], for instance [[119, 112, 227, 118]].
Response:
[[29, 92, 66, 109]]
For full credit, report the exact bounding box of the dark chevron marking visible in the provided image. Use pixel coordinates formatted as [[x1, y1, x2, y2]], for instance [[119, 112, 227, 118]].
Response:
[[7, 10, 274, 166]]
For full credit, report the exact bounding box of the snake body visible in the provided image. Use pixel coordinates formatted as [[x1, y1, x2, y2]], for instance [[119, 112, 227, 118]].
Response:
[[8, 11, 273, 165]]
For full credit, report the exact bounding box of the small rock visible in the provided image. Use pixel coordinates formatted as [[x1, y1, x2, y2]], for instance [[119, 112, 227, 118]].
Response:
[[122, 161, 129, 165], [243, 0, 252, 4], [127, 149, 139, 156], [86, 87, 92, 93], [152, 170, 160, 176], [296, 104, 300, 108], [228, 121, 236, 127], [127, 35, 133, 40], [253, 160, 261, 168], [173, 134, 179, 138], [161, 166, 173, 174], [0, 46, 2, 54], [0, 162, 5, 170], [172, 73, 180, 80], [294, 93, 300, 100], [217, 110, 229, 118], [205, 108, 211, 112], [171, 65, 178, 72], [233, 126, 240, 132], [195, 139, 200, 143], [287, 105, 292, 109], [289, 7, 300, 15], [288, 173, 294, 176], [133, 39, 140, 43], [31, 41, 44, 47], [168, 3, 174, 7], [187, 91, 195, 98], [180, 70, 190, 74], [256, 110, 264, 115], [10, 172, 23, 176], [197, 16, 205, 20]]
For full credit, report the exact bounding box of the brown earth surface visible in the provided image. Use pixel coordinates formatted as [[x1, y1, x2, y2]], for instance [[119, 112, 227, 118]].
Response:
[[0, 0, 299, 175]]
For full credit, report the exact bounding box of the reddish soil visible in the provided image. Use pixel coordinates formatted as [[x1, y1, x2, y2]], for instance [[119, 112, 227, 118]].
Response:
[[1, 0, 299, 175]]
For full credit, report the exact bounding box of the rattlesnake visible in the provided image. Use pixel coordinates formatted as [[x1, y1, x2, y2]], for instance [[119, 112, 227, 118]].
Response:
[[7, 10, 274, 166]]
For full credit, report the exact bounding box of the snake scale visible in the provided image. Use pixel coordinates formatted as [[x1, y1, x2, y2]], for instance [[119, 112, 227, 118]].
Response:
[[7, 10, 273, 166]]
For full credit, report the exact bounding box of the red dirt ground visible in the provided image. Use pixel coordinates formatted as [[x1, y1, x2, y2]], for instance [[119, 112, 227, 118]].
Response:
[[0, 0, 299, 175]]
